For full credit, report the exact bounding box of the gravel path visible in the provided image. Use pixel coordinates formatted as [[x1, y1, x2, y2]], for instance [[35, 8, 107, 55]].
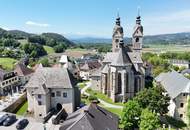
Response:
[[81, 81, 123, 109]]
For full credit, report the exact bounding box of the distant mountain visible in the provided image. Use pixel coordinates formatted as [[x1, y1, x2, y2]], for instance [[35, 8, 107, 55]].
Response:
[[72, 32, 190, 45], [72, 37, 112, 44]]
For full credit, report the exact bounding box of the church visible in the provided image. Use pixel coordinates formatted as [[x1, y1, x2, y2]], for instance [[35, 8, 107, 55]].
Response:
[[100, 13, 146, 102]]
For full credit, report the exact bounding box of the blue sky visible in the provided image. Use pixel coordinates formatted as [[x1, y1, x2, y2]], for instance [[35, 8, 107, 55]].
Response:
[[0, 0, 190, 38]]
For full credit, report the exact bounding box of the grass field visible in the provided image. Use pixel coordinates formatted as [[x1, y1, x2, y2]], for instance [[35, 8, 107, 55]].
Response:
[[102, 107, 123, 117], [86, 89, 124, 106], [0, 57, 17, 70], [16, 101, 28, 115], [143, 44, 190, 53], [43, 45, 55, 54]]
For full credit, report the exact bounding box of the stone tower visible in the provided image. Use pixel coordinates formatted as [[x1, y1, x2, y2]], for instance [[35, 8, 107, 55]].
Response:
[[132, 13, 143, 53], [112, 13, 124, 52]]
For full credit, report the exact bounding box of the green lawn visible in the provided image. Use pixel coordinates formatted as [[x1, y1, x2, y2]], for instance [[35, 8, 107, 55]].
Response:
[[16, 101, 28, 115], [86, 88, 124, 106], [78, 83, 86, 89], [43, 45, 55, 54], [0, 57, 17, 70], [102, 107, 123, 117]]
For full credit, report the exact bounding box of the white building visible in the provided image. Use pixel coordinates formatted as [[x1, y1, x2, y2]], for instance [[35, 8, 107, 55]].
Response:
[[59, 55, 69, 68], [26, 66, 80, 121], [155, 70, 190, 124], [169, 59, 190, 69], [0, 69, 20, 96]]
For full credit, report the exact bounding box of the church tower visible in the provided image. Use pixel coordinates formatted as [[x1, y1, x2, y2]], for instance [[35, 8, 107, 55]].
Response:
[[132, 12, 143, 53], [112, 13, 124, 52]]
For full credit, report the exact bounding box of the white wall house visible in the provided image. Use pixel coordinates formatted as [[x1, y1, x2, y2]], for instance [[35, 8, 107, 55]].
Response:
[[0, 69, 20, 96], [155, 70, 190, 124], [26, 67, 80, 121], [169, 59, 190, 69]]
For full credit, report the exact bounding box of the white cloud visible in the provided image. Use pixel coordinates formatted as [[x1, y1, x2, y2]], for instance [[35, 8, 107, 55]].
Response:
[[2, 27, 10, 30], [25, 21, 50, 27], [143, 9, 190, 35]]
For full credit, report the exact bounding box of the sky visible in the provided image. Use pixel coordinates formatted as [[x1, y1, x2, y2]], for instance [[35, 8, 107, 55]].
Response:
[[0, 0, 190, 38]]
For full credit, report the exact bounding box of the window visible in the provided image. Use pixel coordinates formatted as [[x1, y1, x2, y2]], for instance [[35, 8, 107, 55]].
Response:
[[38, 94, 41, 99], [9, 80, 11, 83], [39, 114, 42, 116], [117, 73, 122, 94], [180, 103, 184, 108], [63, 92, 67, 98], [6, 81, 8, 84], [38, 101, 42, 105], [183, 93, 186, 96], [136, 37, 139, 42], [115, 39, 119, 43], [2, 82, 5, 86], [180, 114, 183, 118], [51, 92, 55, 97], [56, 91, 61, 97], [15, 77, 17, 80], [12, 79, 14, 81]]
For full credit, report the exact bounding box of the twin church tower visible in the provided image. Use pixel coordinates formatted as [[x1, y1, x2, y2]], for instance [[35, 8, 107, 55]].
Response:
[[100, 12, 145, 103], [112, 13, 143, 53]]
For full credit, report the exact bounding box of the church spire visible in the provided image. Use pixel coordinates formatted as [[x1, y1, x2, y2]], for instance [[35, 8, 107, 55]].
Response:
[[116, 11, 120, 26], [136, 6, 141, 25]]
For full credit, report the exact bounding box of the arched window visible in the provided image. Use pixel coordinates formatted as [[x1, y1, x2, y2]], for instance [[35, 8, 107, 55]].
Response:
[[136, 37, 139, 42], [118, 73, 122, 94]]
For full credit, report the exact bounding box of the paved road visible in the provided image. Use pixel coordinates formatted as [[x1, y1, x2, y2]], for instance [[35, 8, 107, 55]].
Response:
[[0, 112, 60, 130], [81, 81, 123, 109]]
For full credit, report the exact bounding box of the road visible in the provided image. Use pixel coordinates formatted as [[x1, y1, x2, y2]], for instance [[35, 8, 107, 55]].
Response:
[[81, 81, 123, 109]]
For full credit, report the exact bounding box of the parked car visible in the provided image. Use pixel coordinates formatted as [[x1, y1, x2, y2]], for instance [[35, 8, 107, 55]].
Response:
[[16, 119, 29, 129], [0, 114, 9, 125], [3, 115, 16, 126]]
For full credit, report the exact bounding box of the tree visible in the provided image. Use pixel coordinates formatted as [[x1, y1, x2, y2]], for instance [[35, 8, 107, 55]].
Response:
[[134, 87, 170, 115], [39, 58, 50, 67], [28, 35, 46, 45], [140, 108, 160, 130], [22, 43, 47, 58], [121, 100, 141, 130], [53, 43, 66, 53]]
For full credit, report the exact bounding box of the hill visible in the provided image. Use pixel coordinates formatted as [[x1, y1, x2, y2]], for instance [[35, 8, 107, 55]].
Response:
[[8, 30, 32, 39], [41, 33, 75, 46], [72, 32, 190, 45], [0, 28, 75, 46]]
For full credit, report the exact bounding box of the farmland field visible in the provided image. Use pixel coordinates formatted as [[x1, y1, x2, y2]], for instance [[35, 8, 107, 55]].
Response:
[[143, 44, 190, 53], [0, 57, 17, 70], [43, 45, 55, 54]]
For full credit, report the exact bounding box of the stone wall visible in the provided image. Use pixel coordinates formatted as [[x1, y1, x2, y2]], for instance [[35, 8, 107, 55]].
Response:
[[3, 92, 27, 113]]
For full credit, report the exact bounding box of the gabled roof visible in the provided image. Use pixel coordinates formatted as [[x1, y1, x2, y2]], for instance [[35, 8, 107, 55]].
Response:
[[79, 61, 101, 71], [111, 46, 132, 66], [102, 52, 117, 63], [14, 63, 34, 76], [26, 67, 77, 91], [155, 70, 190, 99], [101, 64, 109, 74], [59, 103, 119, 130]]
